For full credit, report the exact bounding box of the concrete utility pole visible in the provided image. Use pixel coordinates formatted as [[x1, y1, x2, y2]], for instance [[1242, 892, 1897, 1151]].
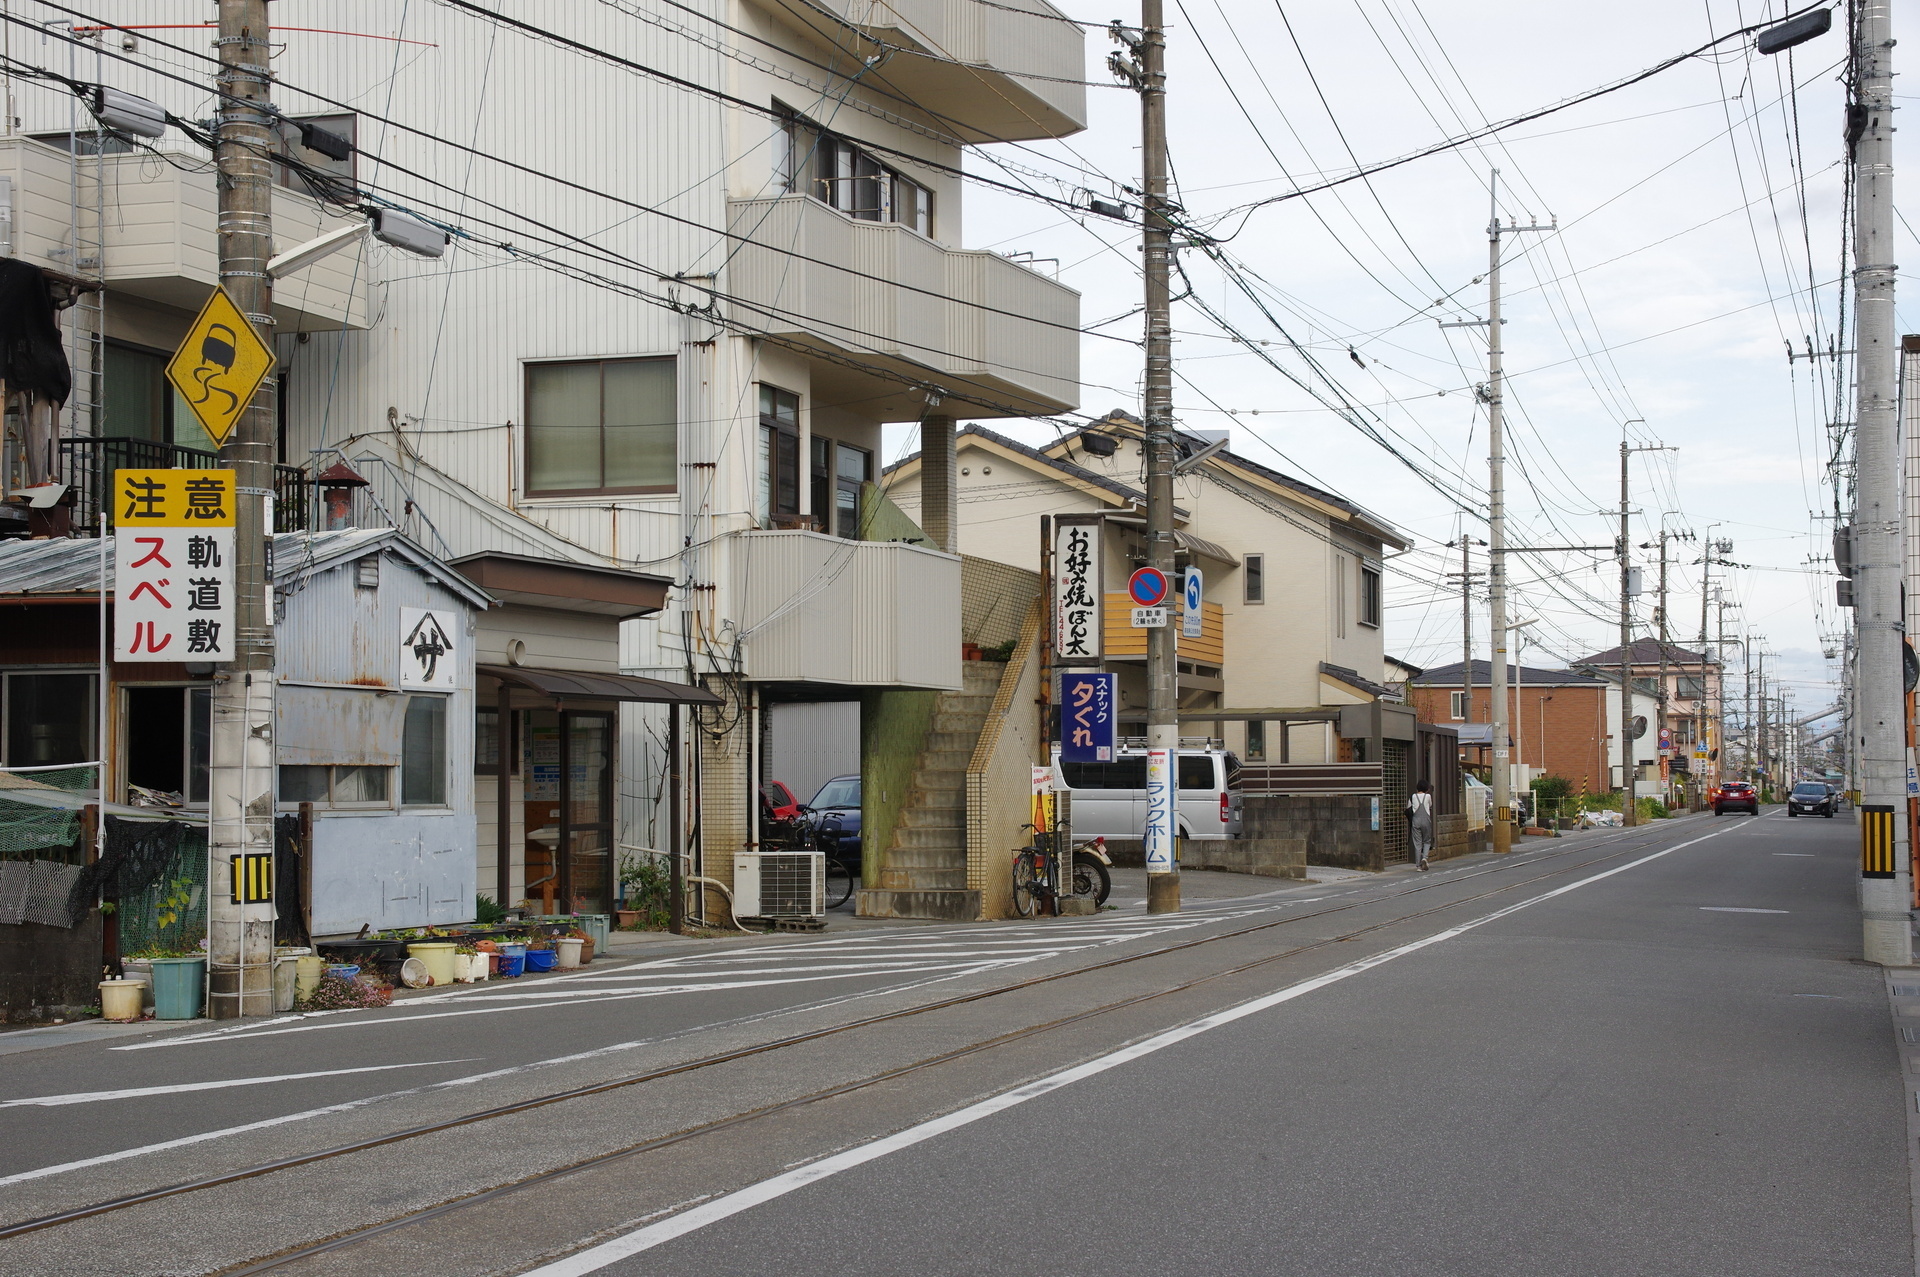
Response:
[[1137, 0, 1179, 913], [210, 0, 278, 1016], [1445, 536, 1485, 723], [1657, 532, 1670, 801], [1617, 438, 1674, 823], [1477, 172, 1551, 854], [1844, 0, 1911, 965]]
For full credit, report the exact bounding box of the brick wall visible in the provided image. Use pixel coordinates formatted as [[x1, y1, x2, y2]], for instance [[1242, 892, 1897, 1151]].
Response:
[[1409, 684, 1611, 795]]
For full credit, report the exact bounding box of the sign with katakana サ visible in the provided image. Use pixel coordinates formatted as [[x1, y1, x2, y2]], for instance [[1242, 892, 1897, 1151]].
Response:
[[114, 469, 235, 663], [400, 607, 458, 691], [165, 286, 277, 448], [1059, 671, 1116, 763], [1052, 518, 1102, 663]]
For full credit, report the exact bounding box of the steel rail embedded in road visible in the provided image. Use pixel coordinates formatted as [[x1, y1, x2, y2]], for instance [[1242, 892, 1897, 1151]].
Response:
[[1, 821, 1703, 1251]]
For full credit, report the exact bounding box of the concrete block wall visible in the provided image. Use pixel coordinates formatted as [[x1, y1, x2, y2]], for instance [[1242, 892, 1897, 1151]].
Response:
[[1183, 837, 1306, 879], [1241, 794, 1383, 871], [1432, 812, 1483, 862]]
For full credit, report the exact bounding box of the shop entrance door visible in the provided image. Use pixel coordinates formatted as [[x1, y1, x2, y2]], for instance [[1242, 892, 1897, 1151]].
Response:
[[560, 711, 614, 916]]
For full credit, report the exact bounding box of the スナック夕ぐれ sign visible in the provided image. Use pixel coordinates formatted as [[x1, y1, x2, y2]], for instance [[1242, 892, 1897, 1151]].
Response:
[[1059, 671, 1116, 763]]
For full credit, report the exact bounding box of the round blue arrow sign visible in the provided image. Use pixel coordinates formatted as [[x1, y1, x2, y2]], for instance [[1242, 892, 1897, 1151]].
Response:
[[1127, 566, 1169, 607]]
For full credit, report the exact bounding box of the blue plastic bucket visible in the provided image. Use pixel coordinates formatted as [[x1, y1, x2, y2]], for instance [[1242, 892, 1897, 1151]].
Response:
[[325, 964, 360, 980], [497, 951, 526, 978], [150, 957, 206, 1020], [525, 949, 558, 972]]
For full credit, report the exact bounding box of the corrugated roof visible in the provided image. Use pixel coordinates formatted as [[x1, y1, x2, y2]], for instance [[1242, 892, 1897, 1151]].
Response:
[[0, 529, 492, 607]]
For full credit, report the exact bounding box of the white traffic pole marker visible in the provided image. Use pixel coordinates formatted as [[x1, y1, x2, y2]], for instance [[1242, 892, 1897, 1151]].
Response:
[[522, 823, 1736, 1277], [0, 1059, 477, 1108]]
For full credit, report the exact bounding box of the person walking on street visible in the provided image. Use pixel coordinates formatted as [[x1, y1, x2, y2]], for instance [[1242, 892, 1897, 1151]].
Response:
[[1407, 781, 1435, 871]]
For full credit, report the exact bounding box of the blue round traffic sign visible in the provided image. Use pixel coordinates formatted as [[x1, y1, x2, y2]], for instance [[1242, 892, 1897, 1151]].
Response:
[[1127, 566, 1169, 607]]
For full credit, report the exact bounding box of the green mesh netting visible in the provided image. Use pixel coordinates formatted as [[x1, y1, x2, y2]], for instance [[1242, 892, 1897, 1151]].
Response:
[[0, 765, 96, 862], [115, 826, 208, 957]]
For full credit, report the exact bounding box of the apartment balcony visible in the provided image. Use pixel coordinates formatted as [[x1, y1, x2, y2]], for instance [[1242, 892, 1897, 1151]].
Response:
[[0, 136, 367, 332], [726, 194, 1079, 421], [765, 0, 1085, 142], [732, 529, 961, 689]]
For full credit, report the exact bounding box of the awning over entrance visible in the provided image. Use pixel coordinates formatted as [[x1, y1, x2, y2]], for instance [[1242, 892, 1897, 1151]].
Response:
[[478, 665, 722, 705]]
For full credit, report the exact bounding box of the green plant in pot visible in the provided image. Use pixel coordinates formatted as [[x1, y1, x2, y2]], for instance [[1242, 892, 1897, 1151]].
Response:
[[123, 878, 206, 960]]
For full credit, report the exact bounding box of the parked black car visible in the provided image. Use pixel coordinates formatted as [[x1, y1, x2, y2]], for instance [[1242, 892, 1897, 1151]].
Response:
[[1786, 782, 1837, 817], [801, 774, 862, 874]]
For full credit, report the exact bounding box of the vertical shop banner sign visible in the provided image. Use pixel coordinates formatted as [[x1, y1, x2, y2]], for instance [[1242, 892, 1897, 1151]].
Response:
[[1059, 671, 1116, 763], [1143, 747, 1175, 871], [1052, 518, 1102, 662], [114, 469, 235, 663]]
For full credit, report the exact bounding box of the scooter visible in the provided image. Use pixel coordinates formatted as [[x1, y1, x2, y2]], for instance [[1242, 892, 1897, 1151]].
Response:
[[1071, 836, 1113, 906]]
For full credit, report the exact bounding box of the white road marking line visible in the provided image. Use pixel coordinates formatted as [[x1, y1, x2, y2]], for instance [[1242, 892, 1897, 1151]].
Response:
[[1699, 906, 1791, 913], [0, 1059, 477, 1108], [1773, 853, 1817, 857], [523, 823, 1738, 1276]]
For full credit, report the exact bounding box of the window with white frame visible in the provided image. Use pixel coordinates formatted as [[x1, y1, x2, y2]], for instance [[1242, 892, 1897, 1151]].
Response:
[[1449, 690, 1467, 720]]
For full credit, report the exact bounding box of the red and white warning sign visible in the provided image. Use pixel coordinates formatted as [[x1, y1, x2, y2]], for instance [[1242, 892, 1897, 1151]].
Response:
[[113, 469, 236, 663]]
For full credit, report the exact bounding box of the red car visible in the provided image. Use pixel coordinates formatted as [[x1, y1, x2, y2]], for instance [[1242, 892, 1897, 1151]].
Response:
[[762, 781, 801, 824], [1711, 781, 1759, 816]]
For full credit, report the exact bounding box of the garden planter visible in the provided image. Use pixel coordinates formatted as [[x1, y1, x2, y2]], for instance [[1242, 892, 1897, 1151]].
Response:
[[407, 943, 458, 987], [575, 914, 610, 952], [150, 957, 206, 1020], [614, 910, 642, 929], [99, 980, 143, 1022], [554, 937, 584, 969], [497, 951, 526, 978], [525, 949, 558, 972], [120, 958, 156, 1009], [577, 935, 595, 964]]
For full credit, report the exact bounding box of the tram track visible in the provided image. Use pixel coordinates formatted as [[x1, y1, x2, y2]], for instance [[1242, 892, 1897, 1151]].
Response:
[[1, 820, 1704, 1259]]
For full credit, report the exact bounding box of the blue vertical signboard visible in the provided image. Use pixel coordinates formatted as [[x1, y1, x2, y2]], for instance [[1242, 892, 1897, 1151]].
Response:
[[1059, 672, 1116, 763]]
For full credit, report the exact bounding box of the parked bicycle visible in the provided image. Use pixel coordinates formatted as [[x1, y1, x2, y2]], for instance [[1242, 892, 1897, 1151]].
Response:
[[823, 855, 857, 909], [1010, 838, 1057, 918]]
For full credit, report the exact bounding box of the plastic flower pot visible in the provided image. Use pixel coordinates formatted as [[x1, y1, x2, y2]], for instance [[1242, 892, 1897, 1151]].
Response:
[[406, 942, 458, 987], [295, 954, 325, 999], [497, 951, 526, 979], [554, 937, 584, 969], [150, 957, 207, 1020], [525, 949, 558, 973], [99, 979, 143, 1022], [272, 958, 298, 1012]]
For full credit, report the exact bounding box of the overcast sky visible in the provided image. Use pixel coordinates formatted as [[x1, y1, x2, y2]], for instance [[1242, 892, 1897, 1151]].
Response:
[[927, 1, 1903, 719]]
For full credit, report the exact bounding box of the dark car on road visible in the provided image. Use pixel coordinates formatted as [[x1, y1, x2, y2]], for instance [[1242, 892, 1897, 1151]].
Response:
[[801, 774, 862, 874], [1712, 780, 1760, 816], [1786, 782, 1837, 817]]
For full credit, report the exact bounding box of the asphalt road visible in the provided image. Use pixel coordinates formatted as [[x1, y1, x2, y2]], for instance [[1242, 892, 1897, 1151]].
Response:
[[0, 810, 1906, 1276]]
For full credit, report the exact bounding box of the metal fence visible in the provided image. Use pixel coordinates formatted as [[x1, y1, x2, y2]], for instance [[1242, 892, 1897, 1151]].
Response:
[[59, 437, 309, 534]]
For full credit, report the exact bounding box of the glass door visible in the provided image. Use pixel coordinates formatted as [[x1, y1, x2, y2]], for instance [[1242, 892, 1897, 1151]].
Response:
[[560, 711, 614, 916]]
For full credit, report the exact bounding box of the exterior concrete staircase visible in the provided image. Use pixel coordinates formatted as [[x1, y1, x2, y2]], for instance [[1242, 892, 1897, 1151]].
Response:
[[858, 659, 1002, 920]]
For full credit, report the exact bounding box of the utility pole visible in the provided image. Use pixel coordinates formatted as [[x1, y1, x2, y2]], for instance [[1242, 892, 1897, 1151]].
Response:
[[1445, 536, 1485, 723], [1843, 0, 1911, 964], [1462, 172, 1551, 853], [1132, 2, 1178, 912], [1657, 532, 1670, 803], [1617, 438, 1674, 823], [210, 0, 278, 1016]]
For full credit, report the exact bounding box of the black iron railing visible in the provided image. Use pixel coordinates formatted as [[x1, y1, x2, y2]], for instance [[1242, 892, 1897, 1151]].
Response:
[[58, 437, 309, 534]]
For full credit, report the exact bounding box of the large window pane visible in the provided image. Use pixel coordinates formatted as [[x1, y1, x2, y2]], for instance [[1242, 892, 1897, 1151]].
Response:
[[526, 362, 603, 493], [5, 673, 94, 766], [402, 695, 448, 805], [335, 765, 390, 804], [279, 765, 330, 804], [601, 359, 676, 489]]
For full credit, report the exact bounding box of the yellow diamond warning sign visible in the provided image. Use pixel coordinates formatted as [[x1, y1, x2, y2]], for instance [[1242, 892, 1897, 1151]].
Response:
[[165, 287, 276, 448]]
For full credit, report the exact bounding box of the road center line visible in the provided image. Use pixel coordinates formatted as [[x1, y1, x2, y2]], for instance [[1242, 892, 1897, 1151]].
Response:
[[522, 823, 1738, 1277]]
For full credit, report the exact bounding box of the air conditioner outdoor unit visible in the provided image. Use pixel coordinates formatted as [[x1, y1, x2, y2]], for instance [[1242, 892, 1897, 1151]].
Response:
[[732, 851, 825, 919]]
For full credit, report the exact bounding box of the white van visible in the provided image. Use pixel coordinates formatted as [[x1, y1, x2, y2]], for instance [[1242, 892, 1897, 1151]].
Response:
[[1053, 746, 1243, 842]]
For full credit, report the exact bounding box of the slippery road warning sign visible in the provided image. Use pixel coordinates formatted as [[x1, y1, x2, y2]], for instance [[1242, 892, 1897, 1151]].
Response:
[[166, 287, 277, 448]]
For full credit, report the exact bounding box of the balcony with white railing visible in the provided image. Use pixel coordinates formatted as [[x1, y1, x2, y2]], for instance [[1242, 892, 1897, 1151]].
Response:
[[764, 0, 1085, 142], [725, 194, 1080, 421], [732, 529, 961, 689], [0, 136, 367, 332]]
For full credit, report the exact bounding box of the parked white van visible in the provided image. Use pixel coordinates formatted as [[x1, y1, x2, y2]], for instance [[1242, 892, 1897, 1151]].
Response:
[[1053, 746, 1243, 842]]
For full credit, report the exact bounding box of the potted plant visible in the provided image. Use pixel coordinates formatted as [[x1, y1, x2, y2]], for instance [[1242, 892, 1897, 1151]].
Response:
[[523, 935, 558, 972], [127, 877, 208, 1020]]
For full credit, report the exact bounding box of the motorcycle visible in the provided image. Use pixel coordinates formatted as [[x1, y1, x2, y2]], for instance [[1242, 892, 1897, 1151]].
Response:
[[1070, 836, 1113, 906]]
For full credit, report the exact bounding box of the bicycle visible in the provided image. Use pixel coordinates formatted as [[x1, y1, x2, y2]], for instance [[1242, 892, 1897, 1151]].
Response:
[[823, 855, 856, 909], [1010, 840, 1056, 917]]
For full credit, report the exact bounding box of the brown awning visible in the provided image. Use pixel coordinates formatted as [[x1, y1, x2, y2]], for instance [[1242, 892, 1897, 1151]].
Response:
[[478, 665, 722, 705], [451, 553, 671, 618]]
